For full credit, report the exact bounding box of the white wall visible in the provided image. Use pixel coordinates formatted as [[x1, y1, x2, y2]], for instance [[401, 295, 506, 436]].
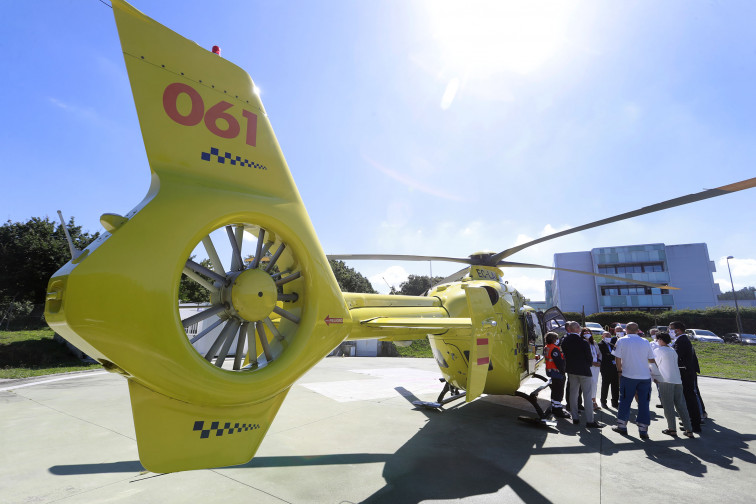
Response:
[[554, 251, 597, 314], [666, 244, 719, 309]]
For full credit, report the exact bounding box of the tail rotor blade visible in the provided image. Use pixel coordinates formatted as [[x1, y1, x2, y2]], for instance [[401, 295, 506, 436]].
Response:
[[202, 236, 225, 275], [250, 228, 265, 270], [214, 319, 241, 368], [233, 322, 249, 370], [226, 225, 243, 272]]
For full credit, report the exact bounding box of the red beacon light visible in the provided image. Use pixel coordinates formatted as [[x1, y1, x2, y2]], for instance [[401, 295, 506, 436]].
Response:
[[211, 45, 221, 56]]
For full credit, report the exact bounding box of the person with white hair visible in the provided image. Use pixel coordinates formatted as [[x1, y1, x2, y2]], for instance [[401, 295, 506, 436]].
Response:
[[611, 322, 657, 439], [561, 321, 603, 428]]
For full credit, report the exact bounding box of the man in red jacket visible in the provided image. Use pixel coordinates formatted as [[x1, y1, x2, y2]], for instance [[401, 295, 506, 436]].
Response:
[[544, 332, 570, 419]]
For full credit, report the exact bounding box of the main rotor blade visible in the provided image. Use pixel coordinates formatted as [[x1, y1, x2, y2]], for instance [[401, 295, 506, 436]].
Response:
[[497, 260, 678, 290], [327, 254, 473, 264], [491, 177, 756, 263], [436, 266, 470, 285]]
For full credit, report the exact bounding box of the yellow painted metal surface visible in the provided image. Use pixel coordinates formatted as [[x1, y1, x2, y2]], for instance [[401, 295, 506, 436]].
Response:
[[45, 0, 350, 472], [45, 0, 540, 473], [464, 286, 496, 402], [425, 276, 529, 396]]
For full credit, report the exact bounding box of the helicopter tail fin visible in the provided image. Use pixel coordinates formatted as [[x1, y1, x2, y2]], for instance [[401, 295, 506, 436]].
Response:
[[111, 0, 294, 197], [128, 381, 289, 472], [45, 0, 351, 473]]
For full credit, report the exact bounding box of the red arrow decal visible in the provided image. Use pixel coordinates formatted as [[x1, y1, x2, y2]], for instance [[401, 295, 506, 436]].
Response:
[[325, 315, 343, 326]]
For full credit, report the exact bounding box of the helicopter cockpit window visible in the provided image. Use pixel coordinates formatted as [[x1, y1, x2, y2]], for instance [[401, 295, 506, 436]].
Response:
[[524, 312, 543, 347], [522, 310, 544, 375]]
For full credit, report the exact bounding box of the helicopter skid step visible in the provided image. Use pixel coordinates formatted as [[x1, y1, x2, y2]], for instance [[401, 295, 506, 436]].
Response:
[[412, 391, 467, 410], [514, 373, 556, 427]]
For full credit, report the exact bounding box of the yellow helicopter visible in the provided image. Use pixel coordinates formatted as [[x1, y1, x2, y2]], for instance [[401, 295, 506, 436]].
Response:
[[44, 0, 756, 473]]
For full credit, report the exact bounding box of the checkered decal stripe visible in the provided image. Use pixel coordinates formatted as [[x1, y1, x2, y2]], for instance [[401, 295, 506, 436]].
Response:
[[193, 420, 261, 439], [201, 147, 268, 170]]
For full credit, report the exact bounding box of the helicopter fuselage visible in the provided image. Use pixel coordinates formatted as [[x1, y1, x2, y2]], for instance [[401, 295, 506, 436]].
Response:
[[341, 265, 538, 399]]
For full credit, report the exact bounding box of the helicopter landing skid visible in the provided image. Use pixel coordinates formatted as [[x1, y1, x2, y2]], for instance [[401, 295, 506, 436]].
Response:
[[515, 374, 557, 427], [412, 380, 466, 410]]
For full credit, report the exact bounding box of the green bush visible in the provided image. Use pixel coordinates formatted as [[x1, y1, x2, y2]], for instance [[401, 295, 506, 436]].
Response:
[[0, 302, 47, 331], [395, 339, 433, 358], [562, 307, 756, 335]]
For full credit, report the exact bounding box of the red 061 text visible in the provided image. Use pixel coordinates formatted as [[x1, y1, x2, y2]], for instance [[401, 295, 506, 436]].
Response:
[[162, 82, 258, 147]]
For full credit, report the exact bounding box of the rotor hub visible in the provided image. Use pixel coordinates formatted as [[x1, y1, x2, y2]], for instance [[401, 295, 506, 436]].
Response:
[[469, 251, 495, 266], [229, 267, 277, 321]]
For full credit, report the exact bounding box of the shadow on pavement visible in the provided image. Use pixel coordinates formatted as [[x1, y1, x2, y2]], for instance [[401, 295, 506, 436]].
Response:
[[355, 389, 555, 504], [49, 460, 144, 475]]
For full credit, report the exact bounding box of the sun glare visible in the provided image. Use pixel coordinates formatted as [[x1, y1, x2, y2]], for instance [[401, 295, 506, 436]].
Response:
[[426, 1, 575, 77]]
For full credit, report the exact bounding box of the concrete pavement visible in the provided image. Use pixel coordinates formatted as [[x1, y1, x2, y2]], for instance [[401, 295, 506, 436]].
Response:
[[2, 357, 755, 503]]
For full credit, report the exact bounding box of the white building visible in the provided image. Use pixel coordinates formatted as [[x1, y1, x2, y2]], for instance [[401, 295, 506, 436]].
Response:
[[549, 243, 720, 314]]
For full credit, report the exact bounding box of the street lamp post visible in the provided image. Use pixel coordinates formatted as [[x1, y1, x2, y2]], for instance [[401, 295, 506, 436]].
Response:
[[726, 256, 744, 334]]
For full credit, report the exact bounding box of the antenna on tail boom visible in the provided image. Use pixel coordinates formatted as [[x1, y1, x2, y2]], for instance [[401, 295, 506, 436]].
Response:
[[57, 210, 81, 261]]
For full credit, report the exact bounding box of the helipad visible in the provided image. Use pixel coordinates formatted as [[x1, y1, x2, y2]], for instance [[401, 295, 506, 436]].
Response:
[[2, 357, 755, 503]]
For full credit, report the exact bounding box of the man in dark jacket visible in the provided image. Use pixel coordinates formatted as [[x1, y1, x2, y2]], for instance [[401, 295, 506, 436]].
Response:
[[670, 321, 702, 433], [561, 321, 602, 428], [598, 331, 619, 408]]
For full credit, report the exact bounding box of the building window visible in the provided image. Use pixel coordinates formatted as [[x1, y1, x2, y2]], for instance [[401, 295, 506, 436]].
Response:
[[600, 285, 669, 296], [598, 262, 664, 274]]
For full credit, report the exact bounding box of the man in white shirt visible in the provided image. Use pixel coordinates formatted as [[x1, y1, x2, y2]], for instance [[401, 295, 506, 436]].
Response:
[[652, 333, 693, 437], [611, 322, 657, 439]]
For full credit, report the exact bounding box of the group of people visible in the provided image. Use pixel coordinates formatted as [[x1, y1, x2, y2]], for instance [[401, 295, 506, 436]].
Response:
[[543, 320, 706, 438]]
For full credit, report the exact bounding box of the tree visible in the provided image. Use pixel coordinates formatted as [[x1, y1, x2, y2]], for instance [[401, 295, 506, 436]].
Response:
[[179, 257, 213, 303], [328, 260, 377, 294], [718, 286, 756, 300], [395, 274, 444, 296], [0, 217, 99, 306]]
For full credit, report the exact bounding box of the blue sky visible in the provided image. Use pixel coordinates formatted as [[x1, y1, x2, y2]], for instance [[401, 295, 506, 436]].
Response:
[[2, 0, 755, 301]]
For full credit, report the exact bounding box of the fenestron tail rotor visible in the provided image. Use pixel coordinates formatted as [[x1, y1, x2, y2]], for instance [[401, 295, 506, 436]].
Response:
[[180, 223, 301, 372]]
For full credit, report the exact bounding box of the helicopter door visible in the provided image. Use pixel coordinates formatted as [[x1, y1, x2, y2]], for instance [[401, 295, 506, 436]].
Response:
[[541, 306, 567, 337], [523, 311, 543, 375]]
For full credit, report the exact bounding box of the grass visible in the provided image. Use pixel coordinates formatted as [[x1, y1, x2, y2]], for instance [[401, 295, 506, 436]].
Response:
[[693, 341, 756, 381], [394, 337, 756, 382], [2, 331, 753, 382], [0, 329, 101, 379], [395, 339, 433, 358]]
